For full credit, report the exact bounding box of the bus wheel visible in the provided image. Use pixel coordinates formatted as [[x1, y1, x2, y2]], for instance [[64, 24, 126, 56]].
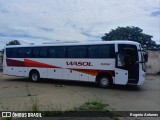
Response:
[[29, 71, 40, 82], [98, 76, 111, 88]]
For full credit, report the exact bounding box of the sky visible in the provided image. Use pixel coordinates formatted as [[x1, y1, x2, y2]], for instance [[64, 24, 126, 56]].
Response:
[[0, 0, 160, 50]]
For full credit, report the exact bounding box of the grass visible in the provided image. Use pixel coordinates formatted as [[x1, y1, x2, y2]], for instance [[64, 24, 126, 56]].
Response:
[[1, 117, 12, 120], [3, 86, 8, 88], [55, 84, 64, 87], [75, 101, 108, 111], [27, 94, 32, 96], [0, 99, 120, 119], [30, 98, 39, 112], [113, 117, 120, 120], [41, 100, 111, 117]]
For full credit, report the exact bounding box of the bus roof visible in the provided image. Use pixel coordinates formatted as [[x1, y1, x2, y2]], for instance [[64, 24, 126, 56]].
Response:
[[5, 40, 140, 48]]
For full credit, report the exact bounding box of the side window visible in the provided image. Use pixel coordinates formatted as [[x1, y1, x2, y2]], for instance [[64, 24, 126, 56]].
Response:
[[6, 48, 19, 58], [13, 48, 19, 58], [99, 45, 110, 58], [77, 46, 87, 58], [99, 44, 115, 58], [19, 48, 32, 58], [118, 44, 138, 61], [6, 48, 11, 58], [117, 44, 138, 68], [57, 47, 65, 58], [110, 44, 115, 58], [88, 46, 99, 58], [40, 47, 48, 58], [48, 47, 65, 58], [48, 47, 57, 58], [117, 53, 126, 67], [68, 47, 77, 58], [32, 47, 40, 58]]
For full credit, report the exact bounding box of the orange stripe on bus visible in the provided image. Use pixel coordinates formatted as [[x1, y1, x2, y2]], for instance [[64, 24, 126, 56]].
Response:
[[24, 59, 60, 68]]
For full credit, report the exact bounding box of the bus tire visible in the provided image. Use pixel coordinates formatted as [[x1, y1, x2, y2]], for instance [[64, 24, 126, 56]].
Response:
[[98, 75, 112, 88], [29, 71, 40, 82]]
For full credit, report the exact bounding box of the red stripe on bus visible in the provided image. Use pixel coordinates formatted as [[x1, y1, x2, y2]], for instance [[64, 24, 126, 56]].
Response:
[[24, 59, 60, 68], [6, 59, 115, 76], [6, 59, 60, 68], [6, 59, 25, 67]]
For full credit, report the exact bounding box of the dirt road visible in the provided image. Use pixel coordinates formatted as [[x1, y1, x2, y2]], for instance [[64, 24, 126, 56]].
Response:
[[0, 72, 159, 112]]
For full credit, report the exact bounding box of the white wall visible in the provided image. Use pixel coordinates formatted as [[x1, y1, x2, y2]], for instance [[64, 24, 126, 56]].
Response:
[[146, 51, 160, 74]]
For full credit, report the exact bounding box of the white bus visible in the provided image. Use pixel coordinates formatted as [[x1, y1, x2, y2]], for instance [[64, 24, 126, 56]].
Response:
[[3, 41, 146, 88]]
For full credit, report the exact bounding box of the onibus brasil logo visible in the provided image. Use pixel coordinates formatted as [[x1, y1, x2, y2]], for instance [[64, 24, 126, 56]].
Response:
[[1, 112, 42, 118]]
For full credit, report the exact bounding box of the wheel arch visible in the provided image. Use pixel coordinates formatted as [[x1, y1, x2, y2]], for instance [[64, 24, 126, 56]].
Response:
[[29, 69, 40, 78], [96, 72, 113, 84]]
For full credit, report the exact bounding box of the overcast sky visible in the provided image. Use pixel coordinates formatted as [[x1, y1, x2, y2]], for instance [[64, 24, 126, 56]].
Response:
[[0, 0, 160, 50]]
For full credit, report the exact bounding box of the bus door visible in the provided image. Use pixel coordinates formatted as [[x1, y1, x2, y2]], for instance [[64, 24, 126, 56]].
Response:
[[115, 51, 128, 85], [115, 44, 139, 85]]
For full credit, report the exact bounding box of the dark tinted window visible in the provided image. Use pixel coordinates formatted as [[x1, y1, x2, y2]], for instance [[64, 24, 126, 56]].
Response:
[[109, 44, 115, 58], [118, 44, 137, 52], [40, 47, 48, 58], [68, 47, 77, 58], [99, 46, 109, 58], [88, 44, 115, 58], [6, 48, 19, 58], [88, 46, 99, 58], [99, 44, 115, 58], [19, 47, 31, 58], [118, 44, 138, 61], [67, 46, 87, 58], [48, 47, 65, 58], [77, 46, 87, 58], [6, 44, 115, 58], [32, 47, 40, 58]]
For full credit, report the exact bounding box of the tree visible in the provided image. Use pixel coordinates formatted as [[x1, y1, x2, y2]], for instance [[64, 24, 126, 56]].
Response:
[[157, 44, 160, 50], [101, 26, 156, 49], [6, 40, 21, 46]]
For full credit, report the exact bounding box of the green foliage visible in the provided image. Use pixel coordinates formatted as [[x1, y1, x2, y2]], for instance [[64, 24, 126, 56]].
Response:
[[101, 26, 157, 49], [6, 40, 21, 46], [1, 117, 12, 120], [157, 44, 160, 50], [30, 98, 39, 112], [75, 101, 108, 111], [113, 117, 120, 120]]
